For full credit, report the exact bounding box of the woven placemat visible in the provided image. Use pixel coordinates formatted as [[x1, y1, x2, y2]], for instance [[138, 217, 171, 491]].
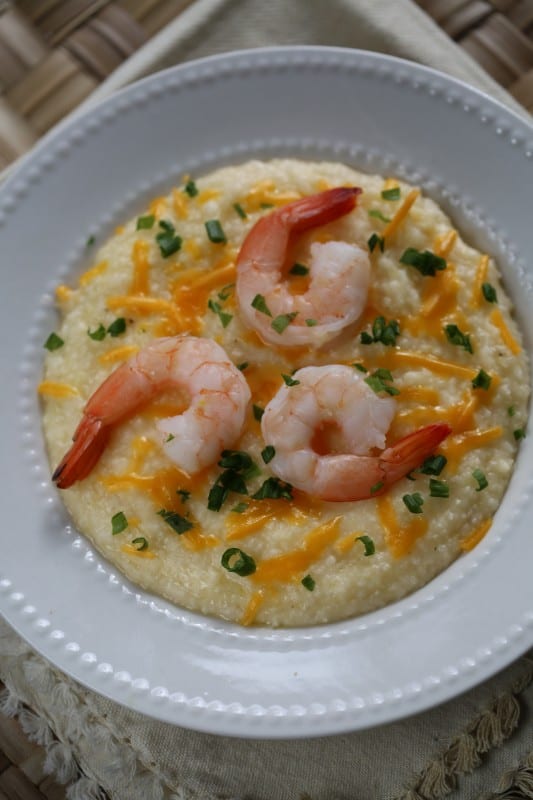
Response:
[[0, 0, 532, 170]]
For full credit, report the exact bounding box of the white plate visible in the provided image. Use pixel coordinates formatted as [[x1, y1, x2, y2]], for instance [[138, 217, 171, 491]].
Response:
[[1, 47, 533, 739]]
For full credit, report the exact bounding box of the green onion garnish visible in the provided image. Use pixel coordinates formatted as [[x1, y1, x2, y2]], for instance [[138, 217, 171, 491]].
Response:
[[514, 427, 526, 441], [444, 324, 473, 354], [233, 202, 247, 219], [184, 179, 198, 197], [231, 502, 249, 514], [508, 405, 516, 417], [44, 332, 64, 351], [251, 293, 272, 317], [429, 479, 449, 498], [301, 574, 315, 591], [237, 361, 248, 371], [472, 369, 491, 390], [356, 535, 375, 556], [368, 209, 391, 223], [361, 316, 400, 346], [352, 363, 368, 373], [253, 404, 264, 422], [111, 511, 128, 535], [205, 219, 227, 243], [282, 373, 300, 387], [482, 282, 497, 303], [207, 469, 248, 512], [370, 481, 384, 494], [381, 187, 401, 201], [221, 547, 256, 576], [207, 299, 233, 328], [156, 220, 182, 257], [365, 369, 400, 397], [107, 317, 126, 337], [165, 434, 175, 442], [218, 450, 254, 471], [136, 214, 155, 230], [261, 445, 275, 464], [368, 233, 385, 253], [252, 477, 293, 501], [403, 493, 424, 514], [177, 489, 190, 502], [272, 312, 298, 334], [131, 537, 148, 551], [305, 319, 317, 327], [289, 262, 309, 276], [86, 235, 95, 247], [157, 509, 193, 534], [88, 324, 106, 341], [472, 469, 488, 491], [418, 454, 447, 476], [400, 248, 446, 276]]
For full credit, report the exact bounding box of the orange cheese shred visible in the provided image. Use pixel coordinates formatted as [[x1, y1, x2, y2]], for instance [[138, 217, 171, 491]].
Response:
[[460, 518, 492, 551], [377, 495, 428, 558], [37, 381, 79, 398], [471, 254, 489, 308], [130, 239, 150, 295], [241, 591, 265, 626], [79, 260, 108, 287], [489, 308, 521, 355], [440, 426, 503, 469], [382, 189, 420, 241], [98, 345, 139, 365], [121, 544, 157, 559]]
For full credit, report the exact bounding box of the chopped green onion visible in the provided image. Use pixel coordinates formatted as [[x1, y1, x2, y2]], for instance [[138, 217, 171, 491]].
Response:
[[252, 477, 293, 501], [418, 455, 447, 476], [156, 220, 182, 257], [217, 283, 234, 301], [368, 233, 385, 253], [356, 535, 375, 556], [205, 219, 227, 243], [400, 248, 446, 276], [136, 214, 155, 230], [251, 293, 272, 317], [218, 450, 254, 471], [368, 209, 391, 223], [365, 369, 400, 397], [272, 312, 298, 334], [472, 369, 491, 390], [231, 502, 249, 514], [253, 404, 264, 421], [157, 509, 193, 534], [514, 427, 526, 441], [207, 299, 233, 328], [44, 332, 64, 351], [370, 481, 384, 494], [132, 537, 148, 551], [289, 262, 309, 276], [282, 373, 300, 387], [381, 187, 401, 201], [429, 479, 449, 498], [184, 179, 198, 197], [260, 202, 274, 209], [237, 361, 248, 371], [482, 282, 497, 303], [361, 316, 400, 346], [88, 324, 106, 341], [86, 235, 95, 247], [352, 363, 368, 373], [444, 324, 473, 354], [508, 405, 516, 417], [177, 489, 190, 502], [305, 319, 317, 327], [403, 493, 424, 514], [107, 317, 126, 337], [472, 469, 488, 491], [207, 469, 248, 512], [221, 547, 256, 576], [301, 574, 315, 591], [261, 445, 275, 464], [233, 202, 247, 219], [111, 511, 128, 535], [165, 434, 175, 443]]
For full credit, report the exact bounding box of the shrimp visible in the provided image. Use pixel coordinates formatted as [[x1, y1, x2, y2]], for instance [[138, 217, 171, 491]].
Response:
[[261, 365, 451, 502], [236, 187, 370, 347], [53, 335, 251, 488]]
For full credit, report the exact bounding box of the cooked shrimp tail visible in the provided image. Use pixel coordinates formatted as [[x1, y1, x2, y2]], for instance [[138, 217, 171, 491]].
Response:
[[379, 423, 452, 486], [53, 335, 251, 489], [236, 187, 369, 347]]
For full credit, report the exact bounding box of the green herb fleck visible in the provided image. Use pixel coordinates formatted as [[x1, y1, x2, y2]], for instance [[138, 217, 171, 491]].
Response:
[[365, 368, 400, 396], [207, 299, 233, 328], [305, 319, 317, 327], [472, 369, 491, 390], [132, 537, 148, 551], [207, 469, 248, 512], [514, 427, 526, 441], [205, 219, 227, 243], [381, 187, 401, 201], [217, 283, 234, 301], [253, 404, 264, 422], [261, 445, 276, 464], [282, 373, 300, 387], [136, 214, 155, 230], [356, 535, 375, 556], [272, 312, 298, 334], [508, 405, 516, 417], [482, 282, 497, 303], [184, 179, 198, 198], [429, 478, 449, 498], [88, 323, 106, 341], [231, 502, 249, 514], [252, 477, 293, 501], [472, 469, 488, 491], [251, 293, 272, 317], [403, 493, 424, 514], [400, 248, 447, 276], [368, 209, 391, 223], [361, 316, 400, 346], [444, 324, 473, 353], [419, 455, 447, 476], [165, 434, 175, 443], [221, 547, 256, 576], [260, 202, 275, 209], [352, 363, 368, 373], [44, 332, 64, 351], [177, 489, 190, 502], [107, 317, 126, 337], [289, 262, 309, 276], [157, 509, 194, 534], [370, 481, 384, 494], [301, 574, 315, 591], [368, 233, 385, 253], [86, 235, 95, 247], [111, 511, 128, 535], [233, 202, 247, 219], [237, 361, 248, 371], [218, 450, 254, 471], [156, 219, 182, 258]]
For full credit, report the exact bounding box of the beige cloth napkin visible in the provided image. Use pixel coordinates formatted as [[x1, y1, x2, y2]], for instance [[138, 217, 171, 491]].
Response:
[[2, 1, 532, 799]]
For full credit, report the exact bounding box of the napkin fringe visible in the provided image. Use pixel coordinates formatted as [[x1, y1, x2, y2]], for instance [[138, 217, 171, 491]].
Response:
[[398, 657, 533, 800]]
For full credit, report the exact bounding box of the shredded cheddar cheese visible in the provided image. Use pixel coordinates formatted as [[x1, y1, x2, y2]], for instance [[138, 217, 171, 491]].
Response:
[[38, 381, 79, 398], [382, 189, 420, 240], [490, 308, 521, 354], [79, 260, 108, 287], [98, 345, 139, 365], [377, 495, 428, 558], [460, 518, 492, 551]]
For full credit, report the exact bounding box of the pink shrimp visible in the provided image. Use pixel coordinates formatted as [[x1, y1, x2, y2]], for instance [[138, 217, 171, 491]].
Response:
[[236, 187, 370, 346], [53, 335, 251, 489], [261, 365, 451, 502]]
